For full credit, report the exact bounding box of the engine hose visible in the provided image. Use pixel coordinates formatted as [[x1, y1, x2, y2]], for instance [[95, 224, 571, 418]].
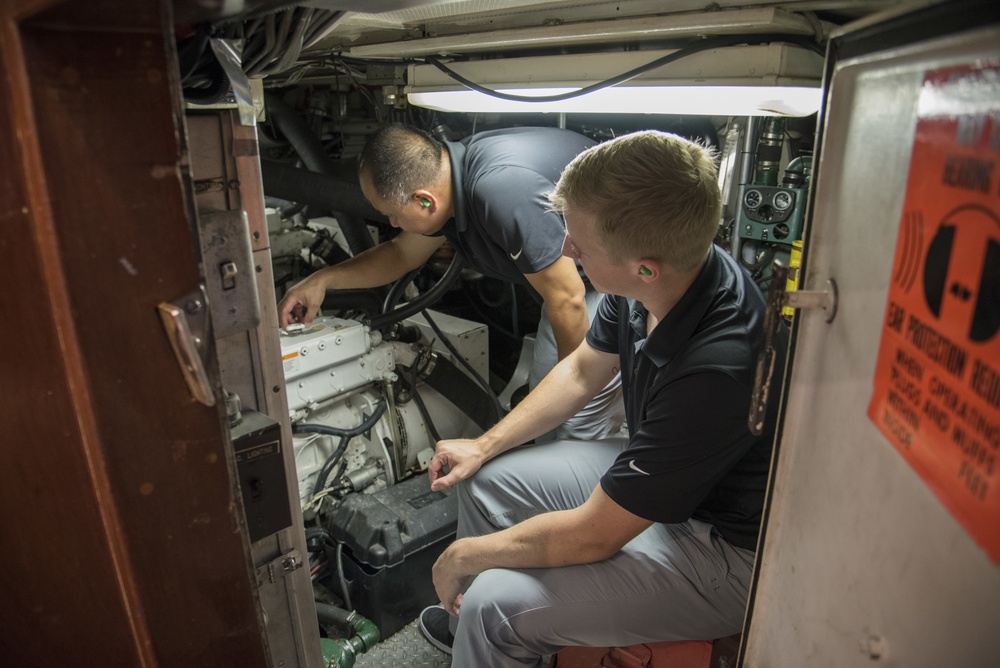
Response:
[[336, 542, 352, 612], [421, 338, 503, 430], [335, 213, 376, 255], [367, 255, 465, 331], [264, 94, 374, 254], [383, 268, 421, 314], [183, 57, 230, 105], [315, 602, 354, 627], [753, 117, 786, 187], [294, 400, 388, 496], [259, 160, 382, 254], [265, 92, 340, 176], [320, 289, 384, 318], [318, 611, 380, 668], [422, 309, 503, 423]]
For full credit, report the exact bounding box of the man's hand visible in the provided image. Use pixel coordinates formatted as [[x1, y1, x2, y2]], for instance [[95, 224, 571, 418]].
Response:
[[432, 540, 470, 616], [428, 439, 486, 492], [277, 276, 328, 328]]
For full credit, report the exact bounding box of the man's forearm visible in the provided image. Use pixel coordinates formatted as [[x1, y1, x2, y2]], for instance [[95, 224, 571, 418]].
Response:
[[545, 297, 589, 361], [469, 512, 606, 567], [477, 347, 611, 459], [433, 506, 604, 614]]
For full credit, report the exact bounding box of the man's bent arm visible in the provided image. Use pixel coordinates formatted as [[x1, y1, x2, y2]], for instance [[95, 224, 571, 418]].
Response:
[[429, 342, 619, 491], [525, 256, 589, 361], [432, 485, 652, 615], [278, 232, 445, 327]]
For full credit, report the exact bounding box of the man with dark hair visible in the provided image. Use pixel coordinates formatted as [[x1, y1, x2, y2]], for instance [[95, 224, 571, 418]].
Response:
[[278, 124, 624, 440], [422, 130, 786, 666]]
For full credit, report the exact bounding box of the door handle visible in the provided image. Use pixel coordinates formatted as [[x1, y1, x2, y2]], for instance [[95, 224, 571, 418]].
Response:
[[157, 287, 216, 406]]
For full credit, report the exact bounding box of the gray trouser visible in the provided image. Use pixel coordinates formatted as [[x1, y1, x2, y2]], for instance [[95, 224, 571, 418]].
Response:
[[450, 439, 755, 668], [530, 289, 625, 441]]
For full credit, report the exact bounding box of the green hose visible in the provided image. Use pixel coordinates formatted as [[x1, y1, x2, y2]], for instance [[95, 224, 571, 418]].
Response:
[[318, 611, 380, 668]]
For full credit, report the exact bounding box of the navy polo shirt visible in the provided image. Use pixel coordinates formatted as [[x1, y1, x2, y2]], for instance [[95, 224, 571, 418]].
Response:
[[586, 246, 785, 551], [439, 128, 595, 301]]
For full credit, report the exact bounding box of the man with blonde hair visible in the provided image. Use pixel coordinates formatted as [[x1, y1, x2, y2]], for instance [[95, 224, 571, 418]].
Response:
[[422, 130, 786, 666]]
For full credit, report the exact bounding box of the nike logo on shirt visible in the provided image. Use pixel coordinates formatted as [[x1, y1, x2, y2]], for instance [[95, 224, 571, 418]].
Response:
[[628, 460, 650, 475], [510, 248, 523, 260]]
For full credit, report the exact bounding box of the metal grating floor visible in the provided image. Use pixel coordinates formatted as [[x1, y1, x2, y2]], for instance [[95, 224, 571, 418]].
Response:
[[355, 616, 452, 667]]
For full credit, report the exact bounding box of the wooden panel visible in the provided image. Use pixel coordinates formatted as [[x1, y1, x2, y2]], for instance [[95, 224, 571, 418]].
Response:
[[0, 1, 270, 666], [0, 17, 146, 667]]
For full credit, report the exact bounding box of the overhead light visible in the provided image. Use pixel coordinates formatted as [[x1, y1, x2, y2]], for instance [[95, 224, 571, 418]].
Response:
[[407, 86, 822, 117], [406, 43, 824, 117]]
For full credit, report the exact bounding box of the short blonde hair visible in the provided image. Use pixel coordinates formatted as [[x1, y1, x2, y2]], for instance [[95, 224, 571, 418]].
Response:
[[549, 131, 720, 272]]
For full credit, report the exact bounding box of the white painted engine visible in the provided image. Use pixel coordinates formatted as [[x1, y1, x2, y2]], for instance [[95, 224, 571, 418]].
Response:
[[279, 314, 484, 509]]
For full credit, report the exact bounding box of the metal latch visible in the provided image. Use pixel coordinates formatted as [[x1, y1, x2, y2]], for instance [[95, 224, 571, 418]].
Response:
[[258, 549, 304, 584], [783, 278, 838, 323], [220, 261, 239, 290], [748, 262, 838, 435], [157, 287, 215, 406]]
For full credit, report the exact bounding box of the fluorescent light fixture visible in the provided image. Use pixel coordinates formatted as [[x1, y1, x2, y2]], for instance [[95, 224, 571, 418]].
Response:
[[406, 44, 824, 117], [408, 86, 822, 117]]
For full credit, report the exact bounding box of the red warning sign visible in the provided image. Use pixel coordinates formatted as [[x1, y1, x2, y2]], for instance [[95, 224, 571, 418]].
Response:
[[868, 62, 1000, 562]]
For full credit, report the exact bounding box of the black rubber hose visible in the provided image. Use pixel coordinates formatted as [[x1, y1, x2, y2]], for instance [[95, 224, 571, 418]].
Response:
[[264, 95, 374, 254], [184, 57, 230, 105], [335, 542, 353, 612], [320, 289, 384, 318], [335, 213, 376, 255], [367, 255, 465, 331], [383, 268, 422, 314], [265, 92, 340, 176], [315, 602, 354, 628], [260, 159, 385, 226], [412, 389, 443, 443], [295, 400, 388, 496], [422, 310, 504, 425]]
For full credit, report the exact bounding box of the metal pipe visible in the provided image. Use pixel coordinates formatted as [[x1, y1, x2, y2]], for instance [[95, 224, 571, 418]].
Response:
[[317, 607, 380, 668]]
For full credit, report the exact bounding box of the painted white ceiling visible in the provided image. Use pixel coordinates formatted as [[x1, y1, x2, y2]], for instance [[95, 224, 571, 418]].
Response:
[[308, 0, 900, 53]]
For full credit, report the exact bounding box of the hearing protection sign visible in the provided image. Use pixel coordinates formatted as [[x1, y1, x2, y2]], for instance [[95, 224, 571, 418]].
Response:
[[868, 62, 1000, 562]]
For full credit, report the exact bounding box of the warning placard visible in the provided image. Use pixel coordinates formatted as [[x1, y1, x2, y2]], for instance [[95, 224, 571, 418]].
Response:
[[868, 62, 1000, 562]]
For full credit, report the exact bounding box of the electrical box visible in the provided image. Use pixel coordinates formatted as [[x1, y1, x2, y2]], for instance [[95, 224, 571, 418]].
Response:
[[232, 410, 292, 543]]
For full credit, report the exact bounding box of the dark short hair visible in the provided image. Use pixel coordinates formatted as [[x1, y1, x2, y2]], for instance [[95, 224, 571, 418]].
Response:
[[359, 124, 445, 206]]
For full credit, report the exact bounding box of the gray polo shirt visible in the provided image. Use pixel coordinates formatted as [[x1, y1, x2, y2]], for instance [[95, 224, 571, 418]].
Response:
[[439, 127, 595, 301]]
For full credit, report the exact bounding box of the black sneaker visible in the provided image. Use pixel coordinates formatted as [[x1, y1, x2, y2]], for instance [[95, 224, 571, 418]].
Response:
[[419, 604, 454, 655]]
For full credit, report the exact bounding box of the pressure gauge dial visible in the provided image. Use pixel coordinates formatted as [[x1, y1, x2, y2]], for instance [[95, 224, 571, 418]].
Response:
[[773, 191, 793, 211], [744, 189, 763, 209]]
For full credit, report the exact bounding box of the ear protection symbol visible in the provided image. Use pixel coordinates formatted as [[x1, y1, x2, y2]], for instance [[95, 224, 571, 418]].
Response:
[[639, 266, 652, 276], [420, 198, 431, 208]]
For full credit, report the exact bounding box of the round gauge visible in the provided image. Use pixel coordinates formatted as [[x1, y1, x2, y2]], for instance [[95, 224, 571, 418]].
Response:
[[744, 189, 763, 209], [773, 191, 793, 211]]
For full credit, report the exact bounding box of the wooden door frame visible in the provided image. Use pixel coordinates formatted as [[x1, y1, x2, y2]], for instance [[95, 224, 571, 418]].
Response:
[[0, 2, 269, 665]]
